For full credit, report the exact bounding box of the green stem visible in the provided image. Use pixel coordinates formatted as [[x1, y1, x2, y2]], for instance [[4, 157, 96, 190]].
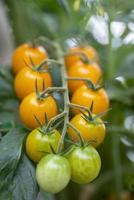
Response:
[[106, 16, 115, 80], [68, 102, 89, 112], [107, 14, 122, 200], [67, 122, 84, 146], [45, 111, 67, 131], [66, 76, 95, 90], [111, 132, 122, 200], [55, 43, 70, 153], [40, 87, 66, 98]]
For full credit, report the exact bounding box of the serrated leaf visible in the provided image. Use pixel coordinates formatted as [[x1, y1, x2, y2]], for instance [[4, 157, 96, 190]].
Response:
[[0, 128, 39, 200], [10, 154, 38, 200], [0, 128, 26, 190]]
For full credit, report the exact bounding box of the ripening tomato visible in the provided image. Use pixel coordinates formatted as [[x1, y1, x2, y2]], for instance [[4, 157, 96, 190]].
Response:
[[19, 92, 58, 129], [68, 112, 106, 147], [12, 43, 48, 74], [26, 128, 61, 162], [68, 62, 102, 93], [36, 154, 71, 193], [66, 145, 101, 184], [14, 67, 52, 99], [65, 46, 99, 69], [71, 85, 109, 115]]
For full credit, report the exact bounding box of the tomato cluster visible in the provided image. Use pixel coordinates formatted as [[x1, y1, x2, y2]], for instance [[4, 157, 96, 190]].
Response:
[[12, 42, 109, 194]]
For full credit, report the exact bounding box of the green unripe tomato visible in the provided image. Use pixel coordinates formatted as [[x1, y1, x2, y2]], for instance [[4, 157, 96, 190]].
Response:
[[66, 145, 101, 184], [36, 154, 71, 194], [26, 128, 61, 162]]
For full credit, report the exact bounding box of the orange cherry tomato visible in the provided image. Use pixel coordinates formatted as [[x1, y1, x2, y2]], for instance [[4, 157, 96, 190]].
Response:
[[64, 46, 99, 70], [12, 43, 48, 74], [14, 67, 52, 99], [68, 61, 102, 93], [19, 92, 58, 129], [68, 112, 106, 147], [71, 85, 109, 115]]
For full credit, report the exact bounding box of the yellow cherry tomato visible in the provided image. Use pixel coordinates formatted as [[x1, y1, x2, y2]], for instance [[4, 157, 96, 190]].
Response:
[[14, 67, 52, 99], [12, 43, 48, 74], [68, 112, 106, 147], [67, 61, 102, 93], [71, 85, 109, 115], [64, 45, 99, 70], [19, 92, 58, 129]]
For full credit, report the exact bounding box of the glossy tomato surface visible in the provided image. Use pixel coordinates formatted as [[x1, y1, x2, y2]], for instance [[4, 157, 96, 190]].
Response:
[[26, 128, 61, 162], [12, 43, 48, 74], [65, 46, 99, 69], [68, 112, 106, 147], [66, 145, 101, 184], [71, 85, 109, 115], [36, 154, 71, 193], [19, 92, 58, 129], [14, 67, 52, 99], [68, 61, 102, 93]]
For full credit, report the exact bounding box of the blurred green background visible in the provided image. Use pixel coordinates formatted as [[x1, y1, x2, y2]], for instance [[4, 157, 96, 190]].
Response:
[[0, 0, 134, 200]]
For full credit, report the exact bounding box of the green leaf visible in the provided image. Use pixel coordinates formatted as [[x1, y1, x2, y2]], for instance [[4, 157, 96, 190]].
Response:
[[0, 128, 39, 200], [0, 121, 14, 132], [10, 154, 38, 200], [0, 128, 26, 190], [57, 0, 71, 16]]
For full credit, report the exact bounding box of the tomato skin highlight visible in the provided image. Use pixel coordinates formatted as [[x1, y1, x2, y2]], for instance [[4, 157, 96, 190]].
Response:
[[12, 43, 48, 74], [26, 128, 61, 163], [65, 46, 99, 70], [19, 93, 58, 129], [68, 113, 106, 147], [71, 85, 109, 115], [14, 67, 52, 99], [68, 61, 102, 93], [36, 154, 71, 194], [66, 145, 101, 184]]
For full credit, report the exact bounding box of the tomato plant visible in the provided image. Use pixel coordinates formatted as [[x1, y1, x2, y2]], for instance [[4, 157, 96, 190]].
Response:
[[68, 111, 106, 147], [71, 85, 109, 115], [67, 61, 102, 93], [19, 92, 58, 129], [26, 128, 61, 162], [12, 43, 48, 74], [65, 46, 99, 70], [36, 154, 71, 194], [14, 67, 52, 99], [66, 145, 101, 184]]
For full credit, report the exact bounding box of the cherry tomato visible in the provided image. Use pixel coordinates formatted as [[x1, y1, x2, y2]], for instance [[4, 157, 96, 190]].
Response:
[[14, 67, 52, 99], [12, 43, 48, 74], [36, 154, 71, 193], [19, 93, 58, 129], [68, 61, 102, 93], [68, 112, 106, 147], [71, 85, 109, 115], [26, 128, 61, 162], [65, 46, 99, 70], [66, 145, 101, 184]]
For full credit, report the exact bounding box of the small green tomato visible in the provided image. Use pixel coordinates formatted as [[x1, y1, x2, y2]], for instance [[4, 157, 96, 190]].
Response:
[[36, 154, 71, 194], [66, 145, 101, 184]]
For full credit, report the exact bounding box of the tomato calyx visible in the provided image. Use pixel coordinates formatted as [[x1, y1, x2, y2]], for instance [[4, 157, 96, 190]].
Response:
[[35, 111, 67, 134], [34, 79, 66, 100], [80, 101, 109, 125]]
